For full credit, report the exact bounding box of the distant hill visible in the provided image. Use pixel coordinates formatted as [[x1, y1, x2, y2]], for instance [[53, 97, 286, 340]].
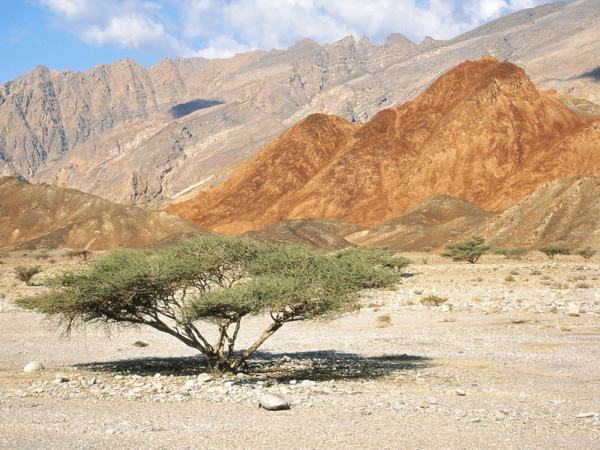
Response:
[[478, 174, 600, 249], [346, 195, 498, 251], [0, 177, 211, 251], [167, 57, 600, 234], [241, 218, 366, 251]]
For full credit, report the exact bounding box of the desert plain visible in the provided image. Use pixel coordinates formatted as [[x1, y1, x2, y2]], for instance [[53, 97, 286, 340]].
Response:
[[1, 250, 598, 449]]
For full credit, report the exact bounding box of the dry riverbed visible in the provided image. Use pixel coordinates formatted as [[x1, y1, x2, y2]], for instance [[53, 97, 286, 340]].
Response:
[[0, 251, 599, 449]]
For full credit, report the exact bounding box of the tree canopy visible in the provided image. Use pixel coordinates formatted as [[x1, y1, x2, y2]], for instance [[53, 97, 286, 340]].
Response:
[[17, 236, 409, 372], [440, 236, 491, 264]]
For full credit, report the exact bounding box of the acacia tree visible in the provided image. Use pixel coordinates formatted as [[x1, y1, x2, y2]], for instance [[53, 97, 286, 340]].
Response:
[[17, 236, 409, 372], [440, 236, 491, 264]]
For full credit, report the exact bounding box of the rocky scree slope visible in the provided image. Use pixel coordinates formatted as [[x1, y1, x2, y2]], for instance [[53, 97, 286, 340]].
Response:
[[0, 177, 210, 251], [478, 174, 600, 249], [2, 0, 600, 207], [167, 57, 600, 234]]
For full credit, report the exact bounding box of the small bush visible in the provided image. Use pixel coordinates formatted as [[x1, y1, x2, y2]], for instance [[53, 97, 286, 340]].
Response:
[[421, 295, 446, 306], [421, 247, 432, 253], [538, 244, 570, 259], [15, 266, 42, 285], [505, 275, 516, 282], [576, 248, 596, 260], [376, 315, 392, 327], [35, 252, 50, 261], [422, 257, 428, 264], [67, 250, 93, 262]]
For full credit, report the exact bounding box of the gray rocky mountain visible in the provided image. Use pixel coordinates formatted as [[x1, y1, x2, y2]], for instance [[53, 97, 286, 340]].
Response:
[[1, 0, 599, 207]]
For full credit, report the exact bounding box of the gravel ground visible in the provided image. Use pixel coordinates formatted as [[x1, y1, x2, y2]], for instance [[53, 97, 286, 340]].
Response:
[[1, 251, 599, 449]]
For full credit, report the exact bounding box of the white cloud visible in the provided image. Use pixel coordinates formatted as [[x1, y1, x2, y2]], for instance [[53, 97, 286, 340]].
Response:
[[39, 0, 191, 54], [37, 0, 569, 59]]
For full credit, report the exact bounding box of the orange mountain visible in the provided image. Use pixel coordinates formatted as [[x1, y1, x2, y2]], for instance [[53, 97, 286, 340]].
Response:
[[166, 56, 600, 235]]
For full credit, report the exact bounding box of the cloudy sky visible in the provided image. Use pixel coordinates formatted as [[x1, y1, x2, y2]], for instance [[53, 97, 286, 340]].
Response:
[[1, 0, 573, 84]]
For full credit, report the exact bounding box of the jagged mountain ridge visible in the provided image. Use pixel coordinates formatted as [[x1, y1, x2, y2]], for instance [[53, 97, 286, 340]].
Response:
[[0, 177, 211, 251], [1, 0, 600, 207], [167, 57, 600, 234]]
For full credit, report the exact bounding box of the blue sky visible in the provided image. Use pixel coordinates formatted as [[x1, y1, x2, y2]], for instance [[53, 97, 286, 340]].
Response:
[[1, 0, 573, 84]]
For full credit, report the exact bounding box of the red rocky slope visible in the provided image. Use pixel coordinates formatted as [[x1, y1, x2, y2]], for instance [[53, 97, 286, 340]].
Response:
[[167, 56, 600, 234]]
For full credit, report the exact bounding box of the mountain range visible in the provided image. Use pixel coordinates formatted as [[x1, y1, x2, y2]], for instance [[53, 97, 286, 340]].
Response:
[[1, 0, 599, 209], [166, 56, 600, 234]]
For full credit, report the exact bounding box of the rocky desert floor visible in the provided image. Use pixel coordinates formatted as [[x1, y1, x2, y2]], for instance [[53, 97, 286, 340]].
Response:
[[0, 250, 599, 449]]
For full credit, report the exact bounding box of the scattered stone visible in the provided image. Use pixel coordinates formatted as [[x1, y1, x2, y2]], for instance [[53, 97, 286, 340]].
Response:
[[184, 380, 196, 389], [509, 270, 519, 275], [470, 418, 482, 423], [236, 373, 247, 379], [23, 361, 44, 373], [529, 270, 542, 275], [576, 413, 596, 419], [132, 341, 149, 347], [455, 388, 466, 396], [87, 377, 96, 386], [105, 429, 116, 435], [560, 326, 572, 332], [301, 380, 316, 388], [259, 394, 290, 411], [198, 373, 212, 383], [568, 305, 580, 316], [548, 305, 558, 314]]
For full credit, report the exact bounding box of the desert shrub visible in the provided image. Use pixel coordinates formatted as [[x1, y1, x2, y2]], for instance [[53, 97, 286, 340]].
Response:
[[505, 275, 516, 282], [576, 248, 597, 260], [15, 266, 42, 285], [422, 257, 428, 264], [538, 244, 570, 259], [576, 282, 591, 289], [17, 236, 409, 372], [421, 295, 446, 306], [67, 250, 93, 262], [35, 252, 50, 261], [440, 236, 491, 264], [421, 247, 432, 253], [376, 315, 392, 327]]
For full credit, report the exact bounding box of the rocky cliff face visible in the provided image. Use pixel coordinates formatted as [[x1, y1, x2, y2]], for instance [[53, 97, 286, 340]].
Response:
[[167, 57, 600, 234], [0, 177, 210, 251], [1, 0, 599, 207]]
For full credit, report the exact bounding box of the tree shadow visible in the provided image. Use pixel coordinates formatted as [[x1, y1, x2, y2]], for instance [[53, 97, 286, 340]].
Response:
[[75, 350, 432, 381], [169, 99, 224, 119]]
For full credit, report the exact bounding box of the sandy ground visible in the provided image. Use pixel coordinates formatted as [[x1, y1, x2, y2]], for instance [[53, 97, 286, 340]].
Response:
[[0, 250, 599, 449]]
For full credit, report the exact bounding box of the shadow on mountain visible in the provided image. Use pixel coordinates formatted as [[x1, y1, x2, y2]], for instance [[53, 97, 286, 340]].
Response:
[[169, 99, 224, 119], [75, 350, 432, 381], [575, 66, 600, 81]]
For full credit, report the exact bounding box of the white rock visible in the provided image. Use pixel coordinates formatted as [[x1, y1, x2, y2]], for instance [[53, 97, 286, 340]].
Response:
[[198, 373, 212, 383], [105, 429, 116, 435], [236, 373, 247, 379], [568, 305, 580, 316], [184, 380, 196, 388], [23, 362, 44, 373], [301, 380, 316, 388], [576, 412, 596, 418], [455, 388, 466, 396], [260, 394, 290, 411]]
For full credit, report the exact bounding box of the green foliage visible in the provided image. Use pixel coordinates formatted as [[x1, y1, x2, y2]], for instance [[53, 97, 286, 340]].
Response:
[[421, 247, 432, 253], [15, 266, 43, 285], [376, 315, 392, 327], [494, 247, 530, 260], [17, 236, 408, 372], [576, 247, 597, 260], [421, 295, 446, 306], [505, 275, 516, 282], [538, 244, 570, 259], [440, 236, 491, 264], [421, 257, 428, 265]]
